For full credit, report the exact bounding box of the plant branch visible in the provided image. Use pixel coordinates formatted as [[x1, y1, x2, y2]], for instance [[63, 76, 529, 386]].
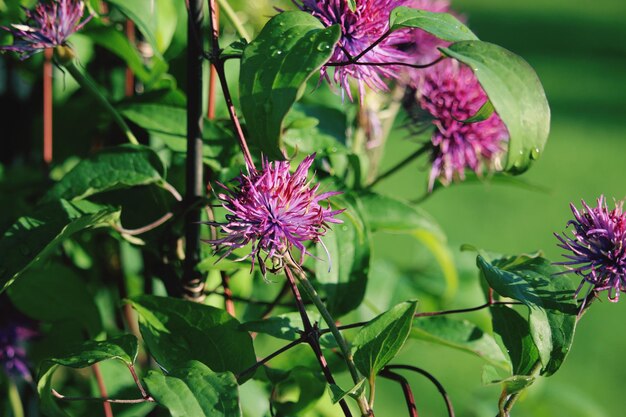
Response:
[[92, 363, 114, 417], [379, 369, 418, 417], [351, 30, 391, 62], [236, 338, 304, 381], [112, 212, 173, 236], [51, 390, 154, 404], [182, 0, 206, 301], [384, 365, 454, 417], [220, 271, 236, 316], [327, 57, 444, 70], [369, 145, 430, 187], [43, 48, 53, 165]]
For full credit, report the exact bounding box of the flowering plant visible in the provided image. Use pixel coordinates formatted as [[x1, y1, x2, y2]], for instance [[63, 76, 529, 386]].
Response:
[[0, 1, 621, 417]]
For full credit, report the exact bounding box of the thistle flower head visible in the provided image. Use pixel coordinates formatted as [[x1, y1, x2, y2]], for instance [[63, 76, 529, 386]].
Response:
[[297, 0, 449, 101], [555, 196, 626, 302], [209, 154, 343, 274], [0, 323, 36, 381], [407, 59, 508, 190], [1, 0, 91, 59]]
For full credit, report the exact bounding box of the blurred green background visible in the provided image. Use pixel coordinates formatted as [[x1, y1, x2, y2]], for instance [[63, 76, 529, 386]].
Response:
[[369, 0, 626, 416]]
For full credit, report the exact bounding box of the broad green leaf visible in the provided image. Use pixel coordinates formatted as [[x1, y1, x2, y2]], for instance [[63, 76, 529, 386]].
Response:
[[352, 301, 418, 378], [144, 361, 240, 417], [477, 255, 578, 376], [8, 264, 102, 336], [128, 295, 256, 380], [240, 313, 305, 342], [38, 335, 138, 417], [359, 192, 458, 301], [440, 41, 550, 174], [491, 305, 540, 375], [411, 316, 509, 369], [457, 100, 495, 124], [239, 11, 341, 159], [389, 7, 478, 41], [315, 195, 371, 317], [328, 379, 367, 404], [43, 145, 166, 203], [0, 200, 120, 293]]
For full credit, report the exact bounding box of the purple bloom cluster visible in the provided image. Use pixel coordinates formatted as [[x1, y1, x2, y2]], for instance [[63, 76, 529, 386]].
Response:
[[0, 324, 35, 381], [1, 0, 91, 59], [409, 60, 508, 190], [297, 0, 449, 101], [555, 196, 626, 302], [210, 154, 343, 274]]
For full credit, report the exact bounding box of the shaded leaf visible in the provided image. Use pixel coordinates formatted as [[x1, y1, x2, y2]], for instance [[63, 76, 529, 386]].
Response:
[[328, 379, 367, 404], [491, 305, 540, 375]]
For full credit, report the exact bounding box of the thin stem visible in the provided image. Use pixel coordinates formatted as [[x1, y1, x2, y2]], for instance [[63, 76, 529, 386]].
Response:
[[497, 361, 541, 417], [284, 267, 354, 417], [51, 390, 154, 404], [236, 338, 304, 381], [7, 379, 24, 417], [62, 59, 138, 145], [112, 212, 173, 236], [327, 57, 444, 70], [384, 365, 454, 417], [369, 146, 430, 188], [220, 271, 236, 316], [92, 363, 114, 417], [207, 2, 219, 120], [127, 364, 149, 399], [351, 30, 390, 62], [216, 0, 251, 42], [292, 268, 372, 416], [43, 48, 53, 165], [379, 369, 418, 417], [208, 0, 255, 171], [183, 0, 206, 301]]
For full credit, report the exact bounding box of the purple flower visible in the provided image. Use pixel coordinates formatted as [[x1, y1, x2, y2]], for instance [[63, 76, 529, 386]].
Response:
[[0, 324, 36, 381], [209, 154, 343, 274], [407, 59, 508, 190], [296, 0, 450, 101], [555, 196, 626, 302], [1, 0, 91, 59]]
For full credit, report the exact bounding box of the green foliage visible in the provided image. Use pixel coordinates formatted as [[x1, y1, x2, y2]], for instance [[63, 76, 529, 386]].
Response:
[[128, 295, 256, 379], [352, 301, 418, 379], [144, 361, 240, 417], [441, 41, 551, 173], [239, 11, 341, 159], [389, 7, 478, 41]]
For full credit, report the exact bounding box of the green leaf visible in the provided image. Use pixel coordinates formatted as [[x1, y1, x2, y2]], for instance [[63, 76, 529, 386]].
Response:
[[0, 200, 120, 293], [315, 195, 371, 317], [456, 100, 495, 124], [347, 0, 357, 12], [491, 305, 540, 375], [240, 313, 304, 342], [144, 361, 240, 417], [38, 335, 138, 417], [359, 192, 458, 301], [128, 295, 256, 380], [43, 145, 166, 203], [269, 367, 326, 416], [411, 316, 509, 369], [8, 264, 102, 336], [239, 11, 341, 159], [482, 366, 535, 395], [477, 255, 578, 375], [352, 301, 418, 378], [440, 41, 550, 174], [389, 7, 478, 41], [328, 379, 367, 404]]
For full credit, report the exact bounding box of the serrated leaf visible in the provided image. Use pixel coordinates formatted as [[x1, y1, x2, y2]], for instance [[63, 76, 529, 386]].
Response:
[[43, 145, 166, 203], [0, 200, 120, 293], [128, 295, 256, 380], [411, 316, 509, 369], [440, 41, 550, 173], [477, 255, 578, 376], [389, 7, 478, 41], [315, 195, 370, 317], [8, 264, 102, 336], [38, 335, 138, 417], [328, 379, 366, 404], [144, 361, 240, 417], [239, 11, 341, 159], [353, 301, 418, 378]]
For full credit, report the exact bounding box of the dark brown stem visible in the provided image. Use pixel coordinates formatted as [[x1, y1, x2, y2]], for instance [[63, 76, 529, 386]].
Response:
[[383, 365, 455, 417], [379, 369, 418, 417], [92, 363, 114, 417], [327, 57, 444, 70], [284, 267, 354, 417], [207, 2, 219, 119], [351, 29, 391, 62], [43, 48, 53, 165], [127, 364, 149, 399], [236, 338, 304, 381], [182, 0, 206, 301], [208, 0, 255, 171]]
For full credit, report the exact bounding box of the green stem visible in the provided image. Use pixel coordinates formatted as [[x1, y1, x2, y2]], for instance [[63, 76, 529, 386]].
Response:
[[216, 0, 251, 42], [296, 273, 373, 416], [498, 361, 542, 417], [63, 60, 139, 145], [7, 379, 24, 417]]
